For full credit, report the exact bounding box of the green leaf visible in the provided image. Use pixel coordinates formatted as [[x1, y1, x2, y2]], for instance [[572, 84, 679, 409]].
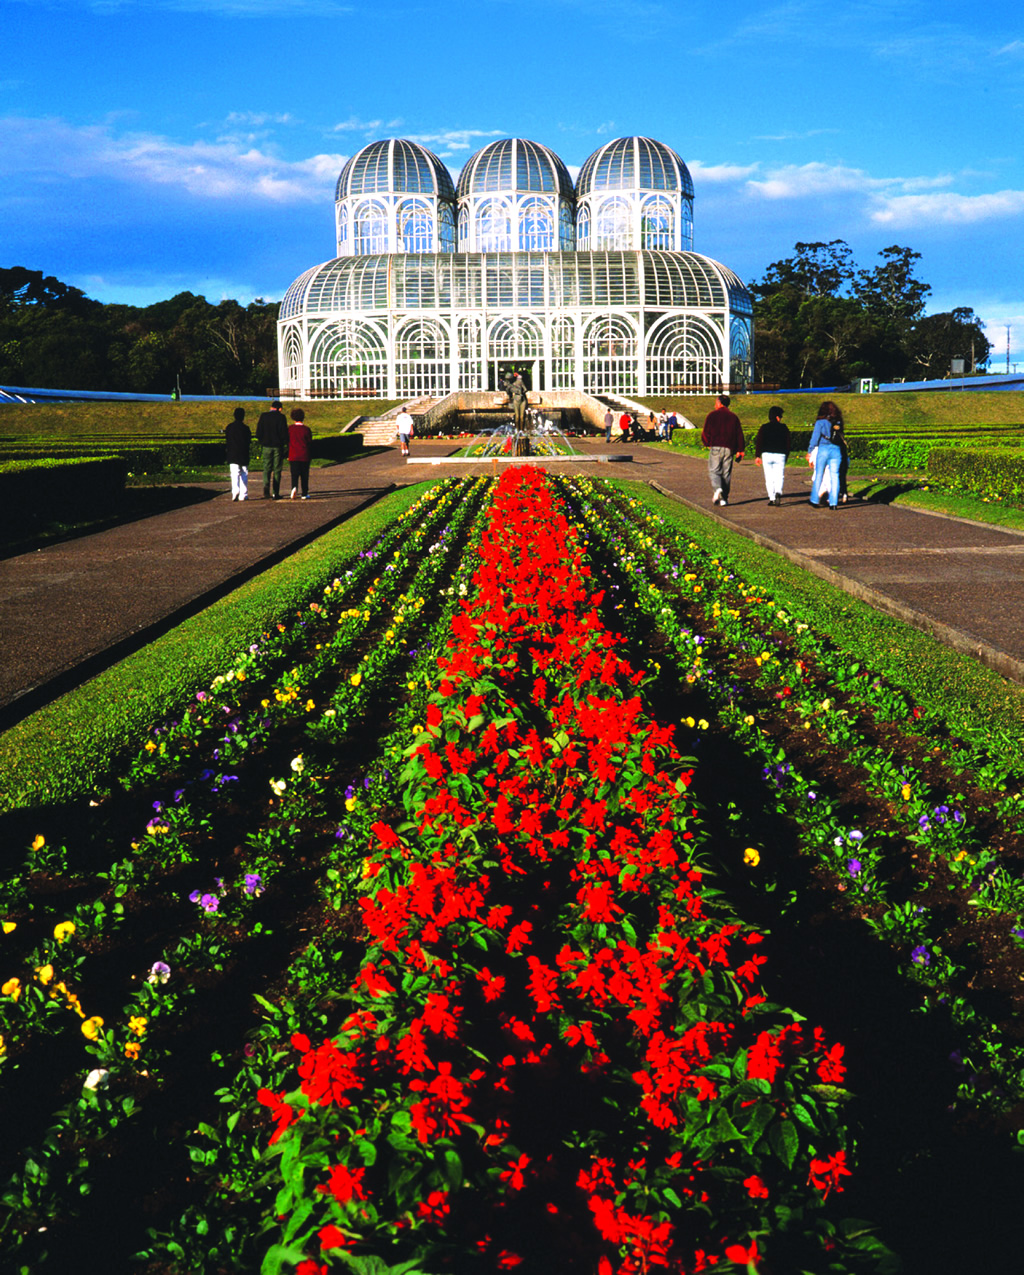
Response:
[[769, 1118, 800, 1169]]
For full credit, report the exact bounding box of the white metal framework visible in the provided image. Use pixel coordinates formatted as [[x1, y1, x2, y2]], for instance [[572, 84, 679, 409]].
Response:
[[280, 135, 751, 398]]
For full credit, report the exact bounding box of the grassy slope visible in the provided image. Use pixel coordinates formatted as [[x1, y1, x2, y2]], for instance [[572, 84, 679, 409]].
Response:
[[635, 390, 1024, 435], [0, 483, 428, 813], [0, 399, 400, 441]]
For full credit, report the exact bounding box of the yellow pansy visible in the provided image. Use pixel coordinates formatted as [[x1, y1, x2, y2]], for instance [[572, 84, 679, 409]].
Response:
[[54, 922, 76, 943], [901, 784, 912, 801], [31, 834, 45, 851], [2, 921, 15, 935], [128, 1015, 147, 1037], [2, 977, 21, 1002], [743, 848, 761, 867], [35, 964, 54, 985], [350, 672, 363, 687], [81, 1016, 104, 1040]]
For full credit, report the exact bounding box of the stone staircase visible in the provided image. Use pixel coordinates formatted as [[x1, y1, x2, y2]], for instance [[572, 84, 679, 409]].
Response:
[[355, 398, 435, 446]]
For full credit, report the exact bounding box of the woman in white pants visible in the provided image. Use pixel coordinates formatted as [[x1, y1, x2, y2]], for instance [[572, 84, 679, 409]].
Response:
[[754, 405, 790, 506]]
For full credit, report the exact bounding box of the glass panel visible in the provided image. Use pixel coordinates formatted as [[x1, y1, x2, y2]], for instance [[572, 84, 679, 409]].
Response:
[[399, 198, 434, 253], [477, 200, 512, 253], [520, 197, 555, 252], [353, 200, 389, 255]]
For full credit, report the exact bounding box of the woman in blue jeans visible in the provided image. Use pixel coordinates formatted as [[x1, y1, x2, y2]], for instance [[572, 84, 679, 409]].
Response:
[[807, 400, 844, 509]]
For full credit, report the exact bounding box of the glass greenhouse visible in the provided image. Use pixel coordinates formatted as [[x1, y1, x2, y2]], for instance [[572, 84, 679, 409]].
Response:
[[277, 135, 753, 399]]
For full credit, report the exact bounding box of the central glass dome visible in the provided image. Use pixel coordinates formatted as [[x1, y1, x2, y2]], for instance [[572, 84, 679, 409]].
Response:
[[456, 138, 575, 253], [455, 138, 574, 199]]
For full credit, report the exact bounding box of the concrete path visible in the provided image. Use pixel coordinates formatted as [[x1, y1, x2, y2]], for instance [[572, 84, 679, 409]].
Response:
[[2, 439, 1022, 729], [0, 453, 400, 721]]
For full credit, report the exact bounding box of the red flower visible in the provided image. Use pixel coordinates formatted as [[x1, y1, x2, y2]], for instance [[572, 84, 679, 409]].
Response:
[[724, 1237, 760, 1265], [499, 1152, 531, 1190], [808, 1150, 851, 1198], [321, 1162, 367, 1204]]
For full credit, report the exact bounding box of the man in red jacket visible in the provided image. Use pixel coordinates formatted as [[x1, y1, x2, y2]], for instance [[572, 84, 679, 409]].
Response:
[[701, 394, 745, 507]]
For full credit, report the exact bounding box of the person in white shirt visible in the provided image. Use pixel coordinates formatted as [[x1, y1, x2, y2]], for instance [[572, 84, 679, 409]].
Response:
[[395, 408, 414, 457]]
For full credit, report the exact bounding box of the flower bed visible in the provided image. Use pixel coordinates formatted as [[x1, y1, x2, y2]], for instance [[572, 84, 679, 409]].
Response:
[[3, 469, 1024, 1271]]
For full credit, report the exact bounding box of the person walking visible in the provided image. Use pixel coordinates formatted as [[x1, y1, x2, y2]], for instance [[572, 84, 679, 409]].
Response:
[[224, 407, 251, 502], [395, 405, 414, 456], [603, 407, 614, 443], [754, 405, 790, 506], [618, 410, 632, 442], [256, 399, 289, 499], [287, 408, 313, 499], [807, 400, 845, 509], [701, 393, 745, 507]]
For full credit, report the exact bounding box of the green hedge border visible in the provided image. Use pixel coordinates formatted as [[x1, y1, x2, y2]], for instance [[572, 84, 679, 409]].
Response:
[[0, 483, 431, 813]]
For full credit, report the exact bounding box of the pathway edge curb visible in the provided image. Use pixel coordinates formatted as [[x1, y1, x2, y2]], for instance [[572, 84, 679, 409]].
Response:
[[646, 479, 1024, 688]]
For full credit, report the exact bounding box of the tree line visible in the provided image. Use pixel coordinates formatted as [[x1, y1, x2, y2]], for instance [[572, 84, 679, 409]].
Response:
[[0, 267, 279, 396], [751, 241, 991, 387], [1, 250, 994, 396]]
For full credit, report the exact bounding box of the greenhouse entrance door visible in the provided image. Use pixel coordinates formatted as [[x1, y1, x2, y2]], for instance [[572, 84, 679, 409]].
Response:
[[489, 361, 542, 393]]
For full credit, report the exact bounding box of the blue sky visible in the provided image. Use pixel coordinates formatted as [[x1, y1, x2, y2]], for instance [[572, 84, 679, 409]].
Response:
[[4, 0, 1024, 366]]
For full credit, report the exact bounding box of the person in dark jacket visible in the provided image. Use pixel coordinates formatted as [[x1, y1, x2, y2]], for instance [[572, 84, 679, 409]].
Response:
[[754, 405, 791, 506], [256, 399, 289, 499], [225, 407, 251, 502], [287, 408, 313, 500], [701, 394, 745, 506]]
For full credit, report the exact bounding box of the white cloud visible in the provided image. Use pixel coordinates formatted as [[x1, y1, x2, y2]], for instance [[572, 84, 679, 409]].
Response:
[[404, 128, 504, 155], [331, 116, 404, 135], [870, 189, 1024, 227], [688, 159, 759, 184], [0, 115, 343, 203]]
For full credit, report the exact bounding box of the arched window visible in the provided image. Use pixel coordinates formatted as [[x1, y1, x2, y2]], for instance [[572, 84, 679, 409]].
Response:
[[559, 201, 575, 250], [457, 204, 470, 251], [395, 317, 450, 397], [476, 199, 512, 253], [641, 196, 674, 250], [399, 198, 434, 253], [582, 313, 637, 393], [594, 197, 631, 251], [576, 203, 591, 250], [282, 325, 303, 389], [337, 204, 348, 253], [308, 318, 388, 397], [353, 199, 389, 255], [520, 196, 554, 252], [439, 203, 456, 254], [646, 315, 723, 394]]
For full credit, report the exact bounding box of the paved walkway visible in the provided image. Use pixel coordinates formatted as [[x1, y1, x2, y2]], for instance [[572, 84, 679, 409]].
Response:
[[2, 440, 1022, 727]]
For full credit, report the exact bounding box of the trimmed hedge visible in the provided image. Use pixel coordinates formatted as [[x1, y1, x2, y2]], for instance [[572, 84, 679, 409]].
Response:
[[928, 446, 1024, 502], [0, 455, 128, 532], [0, 433, 365, 475], [0, 482, 427, 813]]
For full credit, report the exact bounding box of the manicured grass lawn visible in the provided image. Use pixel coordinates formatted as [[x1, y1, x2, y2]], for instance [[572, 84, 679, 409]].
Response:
[[0, 398, 400, 442]]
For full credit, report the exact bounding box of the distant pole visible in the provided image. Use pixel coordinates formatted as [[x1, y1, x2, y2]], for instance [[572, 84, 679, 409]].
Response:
[[1008, 325, 1012, 375]]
